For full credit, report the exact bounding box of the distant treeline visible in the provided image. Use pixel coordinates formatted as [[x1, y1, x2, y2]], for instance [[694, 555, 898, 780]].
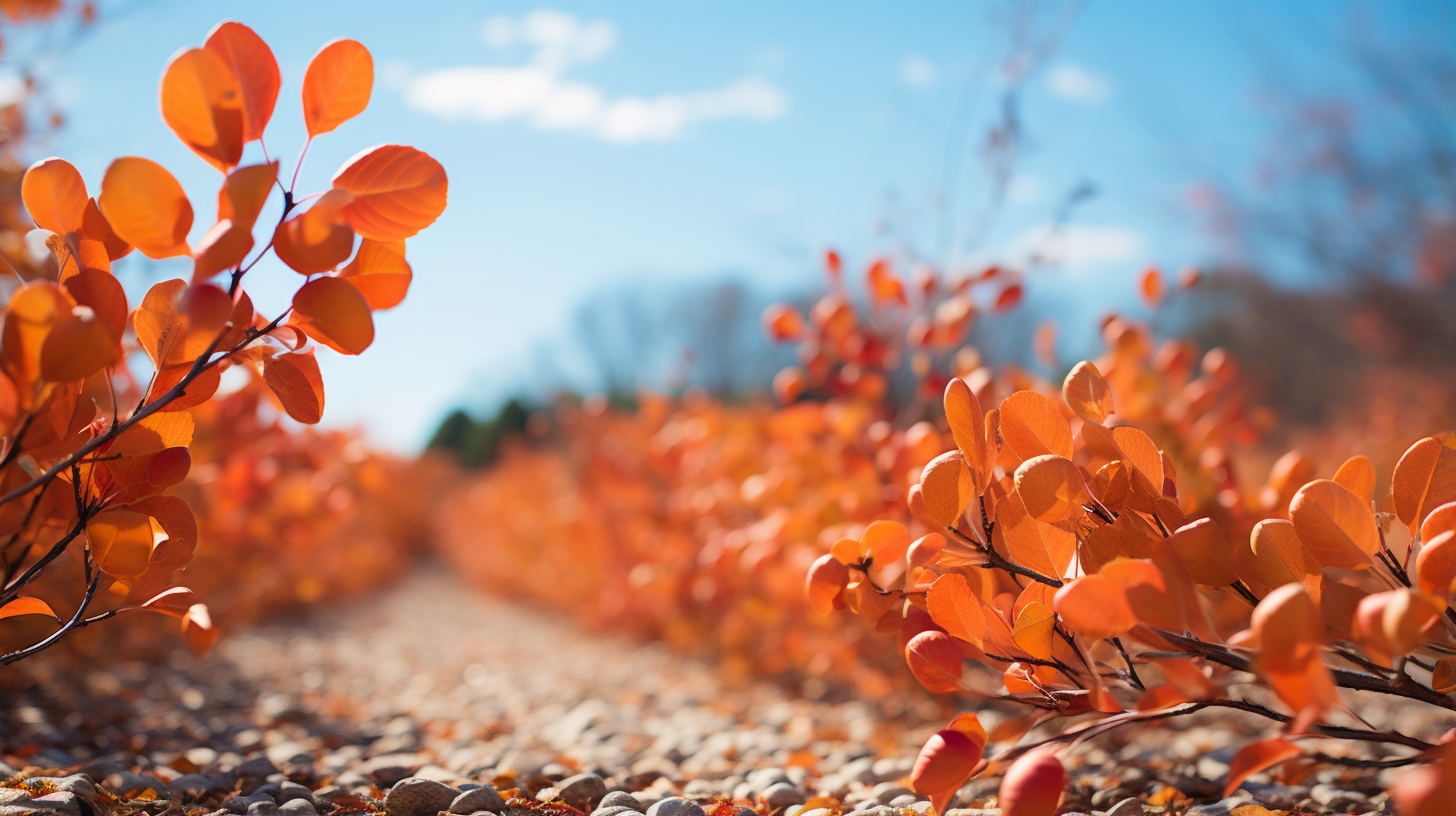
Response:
[[426, 399, 534, 468]]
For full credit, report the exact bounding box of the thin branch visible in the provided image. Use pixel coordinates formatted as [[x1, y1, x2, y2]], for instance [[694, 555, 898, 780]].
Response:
[[947, 525, 1063, 587], [0, 573, 101, 665]]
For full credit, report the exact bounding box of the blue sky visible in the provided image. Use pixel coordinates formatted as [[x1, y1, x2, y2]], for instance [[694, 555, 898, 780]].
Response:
[[6, 0, 1450, 450]]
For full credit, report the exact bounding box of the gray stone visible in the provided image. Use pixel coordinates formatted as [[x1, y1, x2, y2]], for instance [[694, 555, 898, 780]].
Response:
[[681, 779, 720, 798], [888, 796, 920, 808], [236, 757, 280, 779], [278, 800, 319, 816], [646, 798, 706, 816], [1105, 797, 1146, 816], [761, 783, 805, 810], [558, 773, 608, 810], [312, 787, 348, 802], [246, 801, 280, 815], [1310, 784, 1367, 812], [598, 791, 643, 812], [172, 773, 228, 797], [1185, 799, 1242, 816], [450, 786, 507, 815], [872, 783, 914, 806], [386, 777, 458, 816], [592, 807, 641, 816], [224, 793, 278, 814], [1091, 788, 1135, 808], [108, 771, 170, 796], [748, 769, 790, 789], [278, 782, 315, 804], [30, 792, 84, 815]]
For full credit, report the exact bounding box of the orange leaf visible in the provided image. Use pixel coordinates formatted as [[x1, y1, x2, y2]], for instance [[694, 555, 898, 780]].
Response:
[[1167, 518, 1238, 587], [63, 268, 128, 341], [1062, 360, 1114, 423], [1251, 583, 1324, 675], [944, 377, 987, 490], [994, 283, 1023, 312], [289, 276, 375, 354], [262, 349, 326, 424], [159, 47, 245, 171], [1247, 519, 1322, 601], [1393, 437, 1456, 535], [0, 596, 59, 622], [218, 161, 279, 231], [910, 729, 984, 815], [1433, 658, 1456, 693], [1139, 267, 1163, 307], [1, 281, 64, 400], [87, 509, 157, 578], [805, 553, 848, 615], [1224, 739, 1302, 797], [1011, 601, 1055, 660], [124, 587, 200, 619], [181, 603, 219, 656], [998, 750, 1064, 816], [204, 21, 280, 142], [999, 390, 1073, 460], [1289, 480, 1378, 571], [1053, 574, 1136, 640], [1013, 455, 1086, 524], [1332, 455, 1376, 506], [926, 573, 986, 646], [340, 239, 412, 310], [302, 38, 373, 137], [905, 630, 969, 694], [98, 158, 193, 258], [80, 197, 132, 260], [191, 219, 255, 283], [920, 450, 974, 528], [274, 191, 356, 274], [22, 157, 88, 234], [40, 298, 117, 381], [331, 144, 448, 241], [1422, 501, 1456, 544]]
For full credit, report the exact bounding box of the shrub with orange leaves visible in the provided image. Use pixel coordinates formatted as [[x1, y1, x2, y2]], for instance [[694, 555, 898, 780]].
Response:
[[0, 21, 445, 663], [810, 345, 1456, 810]]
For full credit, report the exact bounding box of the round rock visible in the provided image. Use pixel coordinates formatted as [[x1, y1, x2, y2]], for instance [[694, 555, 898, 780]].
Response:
[[598, 791, 644, 812], [450, 786, 506, 815], [386, 777, 458, 816], [761, 782, 806, 810], [646, 797, 707, 816], [559, 772, 609, 810]]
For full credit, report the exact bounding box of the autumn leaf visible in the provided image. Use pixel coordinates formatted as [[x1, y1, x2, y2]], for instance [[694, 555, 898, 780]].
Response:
[[160, 47, 245, 170], [0, 597, 60, 622], [289, 276, 375, 354], [1062, 360, 1114, 424], [331, 144, 448, 241], [98, 158, 193, 258], [302, 38, 373, 137], [22, 157, 88, 234], [204, 21, 280, 142], [262, 349, 326, 424], [1224, 739, 1302, 797]]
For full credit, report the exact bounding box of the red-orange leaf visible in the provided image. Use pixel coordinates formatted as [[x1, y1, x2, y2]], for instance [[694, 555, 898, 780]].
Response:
[[159, 47, 245, 171], [340, 239, 412, 310], [1062, 360, 1114, 423], [22, 157, 88, 234], [1224, 739, 1302, 797], [1053, 574, 1136, 641], [911, 729, 984, 816], [1393, 437, 1456, 535], [98, 158, 193, 258], [1332, 454, 1377, 505], [0, 597, 59, 622], [1000, 390, 1073, 461], [1014, 455, 1087, 524], [331, 144, 448, 241], [204, 21, 280, 142], [1289, 479, 1378, 571], [302, 38, 373, 137], [998, 750, 1064, 816], [926, 573, 986, 647], [181, 603, 219, 656], [262, 349, 325, 424], [289, 276, 374, 354], [274, 191, 356, 274]]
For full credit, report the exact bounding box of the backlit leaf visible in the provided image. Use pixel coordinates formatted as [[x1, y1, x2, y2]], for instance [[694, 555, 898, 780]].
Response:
[[302, 38, 373, 137], [340, 239, 412, 310], [1062, 361, 1114, 423], [217, 161, 279, 231], [911, 729, 984, 816], [289, 276, 374, 354], [1332, 454, 1377, 506], [331, 144, 448, 241], [805, 553, 848, 615], [920, 450, 973, 527], [22, 157, 88, 234], [181, 603, 219, 656], [1393, 437, 1456, 534], [1224, 740, 1302, 797], [1053, 574, 1136, 641], [273, 190, 355, 274], [926, 573, 985, 646], [1289, 480, 1378, 571], [159, 47, 245, 171], [999, 390, 1073, 461], [1415, 530, 1456, 601], [944, 377, 987, 489], [905, 630, 968, 694], [998, 750, 1064, 816], [262, 349, 325, 424], [98, 157, 193, 258], [1013, 455, 1086, 524], [0, 597, 59, 622], [87, 509, 156, 578], [204, 21, 280, 142]]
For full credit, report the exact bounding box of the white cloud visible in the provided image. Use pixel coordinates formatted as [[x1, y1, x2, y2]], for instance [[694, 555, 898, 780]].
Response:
[[1008, 224, 1145, 268], [1046, 63, 1113, 106], [406, 10, 787, 144], [899, 55, 936, 89], [0, 72, 27, 107], [1008, 174, 1043, 205]]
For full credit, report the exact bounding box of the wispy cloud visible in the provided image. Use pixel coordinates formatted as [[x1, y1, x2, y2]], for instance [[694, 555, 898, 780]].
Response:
[[1009, 224, 1145, 268], [1046, 63, 1113, 106], [402, 10, 789, 144], [899, 55, 936, 89]]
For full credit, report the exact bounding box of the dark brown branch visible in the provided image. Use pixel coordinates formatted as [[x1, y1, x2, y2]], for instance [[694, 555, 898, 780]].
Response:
[[946, 525, 1063, 587]]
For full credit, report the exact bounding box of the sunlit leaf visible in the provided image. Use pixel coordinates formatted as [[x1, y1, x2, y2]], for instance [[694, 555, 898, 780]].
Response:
[[998, 750, 1064, 816], [159, 47, 245, 171], [22, 157, 88, 234], [204, 21, 280, 142], [926, 573, 985, 647], [1062, 360, 1114, 424], [999, 390, 1073, 461], [302, 38, 373, 137], [1393, 437, 1456, 535], [1053, 573, 1136, 640], [1224, 739, 1302, 797], [0, 597, 59, 622], [262, 349, 326, 424], [1289, 480, 1378, 571], [289, 276, 374, 354], [98, 157, 193, 258], [1332, 454, 1377, 506], [1013, 455, 1086, 524], [910, 729, 984, 816], [331, 144, 448, 241]]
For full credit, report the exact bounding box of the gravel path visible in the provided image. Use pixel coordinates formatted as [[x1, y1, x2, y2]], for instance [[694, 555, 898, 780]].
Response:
[[0, 563, 1413, 815]]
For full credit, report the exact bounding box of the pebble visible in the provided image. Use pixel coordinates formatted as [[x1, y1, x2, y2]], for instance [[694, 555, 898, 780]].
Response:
[[597, 791, 644, 812], [1185, 799, 1242, 816], [1311, 784, 1367, 812], [646, 798, 706, 816], [558, 772, 608, 809], [1105, 797, 1146, 816], [872, 783, 914, 805], [385, 777, 458, 816], [761, 782, 806, 810], [278, 800, 319, 816], [592, 807, 641, 816], [451, 786, 507, 814]]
